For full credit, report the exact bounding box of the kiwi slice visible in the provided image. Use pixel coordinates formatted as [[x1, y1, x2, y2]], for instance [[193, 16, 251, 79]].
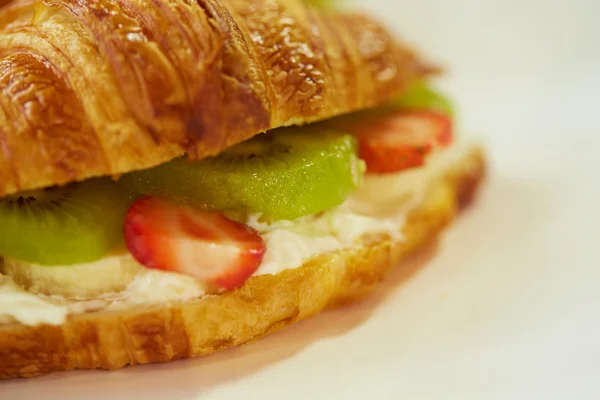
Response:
[[391, 81, 455, 117], [0, 179, 133, 265], [120, 127, 365, 220]]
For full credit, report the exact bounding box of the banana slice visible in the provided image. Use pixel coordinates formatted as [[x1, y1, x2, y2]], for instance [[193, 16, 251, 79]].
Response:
[[0, 253, 143, 300]]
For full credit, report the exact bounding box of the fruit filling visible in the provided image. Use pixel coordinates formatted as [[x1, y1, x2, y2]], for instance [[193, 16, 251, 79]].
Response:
[[0, 83, 455, 298]]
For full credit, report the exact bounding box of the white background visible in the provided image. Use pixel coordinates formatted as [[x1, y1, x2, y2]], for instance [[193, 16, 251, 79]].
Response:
[[2, 0, 600, 398]]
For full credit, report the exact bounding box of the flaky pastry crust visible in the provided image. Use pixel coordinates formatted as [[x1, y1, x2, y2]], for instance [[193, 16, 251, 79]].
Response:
[[0, 145, 485, 379], [0, 0, 433, 197]]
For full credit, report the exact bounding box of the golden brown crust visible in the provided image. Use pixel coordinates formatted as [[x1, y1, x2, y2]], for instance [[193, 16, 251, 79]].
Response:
[[0, 145, 486, 379], [0, 0, 433, 197]]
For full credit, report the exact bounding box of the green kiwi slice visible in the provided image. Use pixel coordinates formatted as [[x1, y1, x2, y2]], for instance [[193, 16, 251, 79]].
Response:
[[391, 81, 455, 117], [120, 127, 365, 220], [0, 179, 133, 265]]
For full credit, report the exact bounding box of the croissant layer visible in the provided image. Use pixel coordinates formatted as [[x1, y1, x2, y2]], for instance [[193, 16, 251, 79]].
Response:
[[0, 0, 432, 197]]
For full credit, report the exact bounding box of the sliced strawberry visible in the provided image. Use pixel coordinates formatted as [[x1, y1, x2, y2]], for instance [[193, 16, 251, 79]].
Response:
[[349, 110, 453, 174], [123, 196, 266, 290]]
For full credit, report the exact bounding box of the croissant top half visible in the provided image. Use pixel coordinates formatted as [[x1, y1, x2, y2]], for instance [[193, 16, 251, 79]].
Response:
[[0, 0, 434, 197]]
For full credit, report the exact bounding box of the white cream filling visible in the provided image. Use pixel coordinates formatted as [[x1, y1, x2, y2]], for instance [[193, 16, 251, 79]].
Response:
[[251, 209, 403, 276], [0, 142, 473, 326], [0, 277, 66, 326]]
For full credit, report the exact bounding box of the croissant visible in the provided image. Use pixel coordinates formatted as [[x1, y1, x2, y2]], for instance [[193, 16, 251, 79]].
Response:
[[0, 0, 432, 197], [0, 0, 486, 381]]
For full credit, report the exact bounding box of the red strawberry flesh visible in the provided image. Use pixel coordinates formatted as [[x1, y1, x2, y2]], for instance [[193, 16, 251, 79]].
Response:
[[349, 110, 453, 174], [124, 196, 266, 290]]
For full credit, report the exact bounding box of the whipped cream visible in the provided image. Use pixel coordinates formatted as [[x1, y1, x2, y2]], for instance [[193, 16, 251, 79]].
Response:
[[251, 209, 402, 276], [0, 276, 66, 326]]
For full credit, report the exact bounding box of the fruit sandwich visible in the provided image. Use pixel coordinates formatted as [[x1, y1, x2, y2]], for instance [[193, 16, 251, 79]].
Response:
[[0, 0, 485, 379]]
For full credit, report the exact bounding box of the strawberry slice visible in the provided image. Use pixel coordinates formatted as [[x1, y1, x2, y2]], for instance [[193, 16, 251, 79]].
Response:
[[123, 196, 266, 290], [349, 110, 452, 174]]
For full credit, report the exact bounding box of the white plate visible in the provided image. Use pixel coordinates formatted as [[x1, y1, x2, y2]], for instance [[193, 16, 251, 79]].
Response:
[[2, 0, 600, 398]]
